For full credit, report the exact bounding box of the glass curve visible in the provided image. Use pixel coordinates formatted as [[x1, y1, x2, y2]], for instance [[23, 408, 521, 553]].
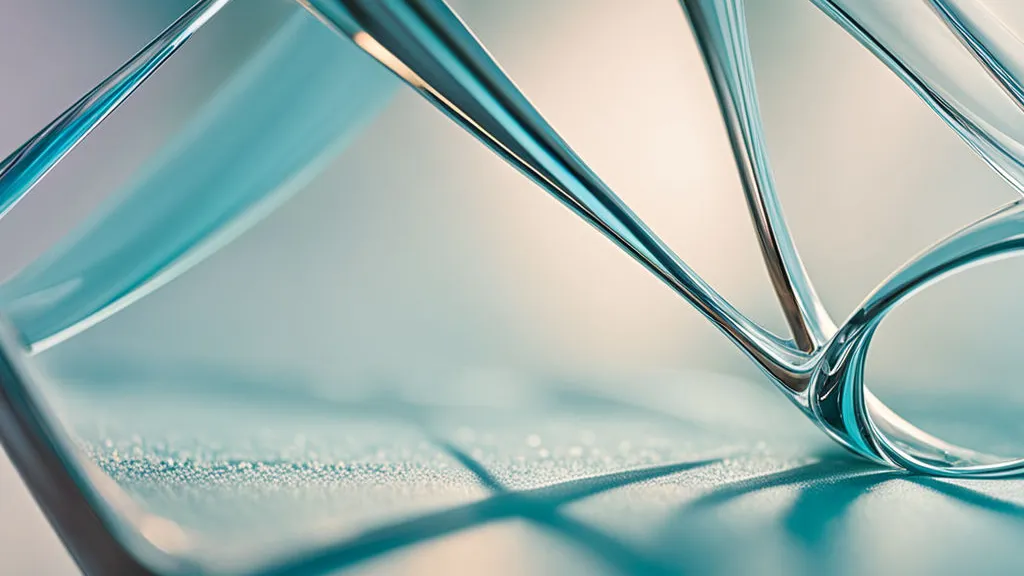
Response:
[[3, 9, 1024, 574]]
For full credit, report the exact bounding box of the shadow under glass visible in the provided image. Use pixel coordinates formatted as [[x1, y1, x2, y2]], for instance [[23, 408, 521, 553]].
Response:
[[0, 0, 800, 573]]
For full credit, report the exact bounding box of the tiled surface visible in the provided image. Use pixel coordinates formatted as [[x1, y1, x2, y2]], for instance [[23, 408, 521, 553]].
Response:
[[5, 1, 1024, 575], [10, 371, 1023, 575]]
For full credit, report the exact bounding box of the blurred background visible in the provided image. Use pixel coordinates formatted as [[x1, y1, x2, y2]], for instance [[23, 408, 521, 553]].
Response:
[[1, 0, 1023, 574]]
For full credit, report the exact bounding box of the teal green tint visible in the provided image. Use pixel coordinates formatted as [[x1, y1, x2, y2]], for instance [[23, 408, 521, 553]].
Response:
[[295, 0, 1024, 476], [0, 8, 396, 351], [0, 0, 232, 222], [7, 0, 1024, 572], [4, 0, 1024, 485]]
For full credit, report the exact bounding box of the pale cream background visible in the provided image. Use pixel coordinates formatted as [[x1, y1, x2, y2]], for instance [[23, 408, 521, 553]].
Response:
[[1, 0, 1022, 573]]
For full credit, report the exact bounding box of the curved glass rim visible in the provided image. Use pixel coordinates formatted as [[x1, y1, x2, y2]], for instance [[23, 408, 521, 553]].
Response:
[[4, 1, 1024, 572]]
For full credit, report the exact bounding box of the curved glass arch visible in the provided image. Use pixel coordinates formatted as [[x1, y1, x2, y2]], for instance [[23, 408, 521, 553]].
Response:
[[4, 0, 1024, 496]]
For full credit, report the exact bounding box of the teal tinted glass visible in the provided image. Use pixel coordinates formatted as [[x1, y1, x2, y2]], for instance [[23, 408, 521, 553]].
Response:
[[8, 0, 1024, 574]]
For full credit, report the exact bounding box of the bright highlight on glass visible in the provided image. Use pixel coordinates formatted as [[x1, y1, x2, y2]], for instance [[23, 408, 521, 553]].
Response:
[[4, 6, 1024, 570], [275, 0, 1024, 478]]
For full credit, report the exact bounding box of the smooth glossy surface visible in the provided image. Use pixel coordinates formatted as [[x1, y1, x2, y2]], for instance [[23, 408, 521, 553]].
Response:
[[5, 0, 1024, 572], [0, 0, 231, 222], [812, 0, 1024, 192], [296, 0, 1024, 476], [4, 0, 1024, 483], [0, 9, 397, 352]]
